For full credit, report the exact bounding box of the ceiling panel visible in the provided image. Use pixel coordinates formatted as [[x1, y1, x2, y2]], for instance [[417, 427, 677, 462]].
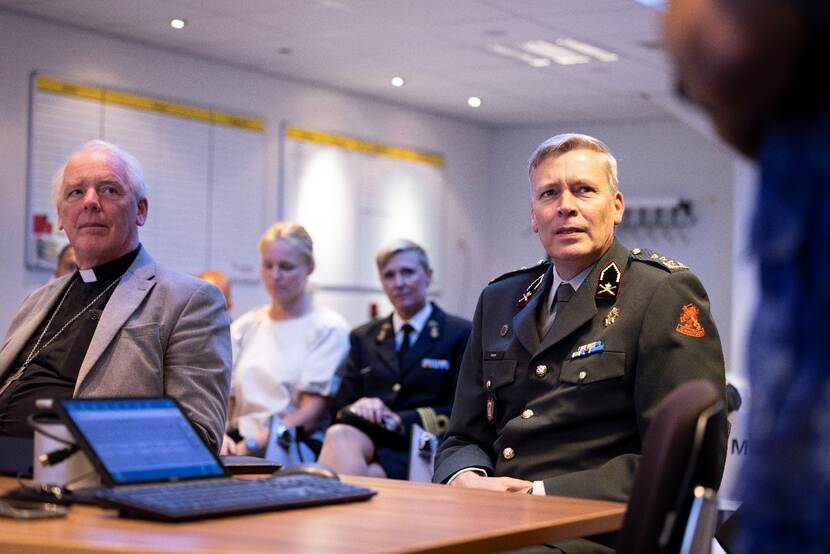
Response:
[[0, 0, 672, 127]]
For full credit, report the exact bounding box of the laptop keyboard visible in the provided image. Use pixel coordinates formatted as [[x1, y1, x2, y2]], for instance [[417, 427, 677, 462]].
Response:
[[96, 474, 376, 521]]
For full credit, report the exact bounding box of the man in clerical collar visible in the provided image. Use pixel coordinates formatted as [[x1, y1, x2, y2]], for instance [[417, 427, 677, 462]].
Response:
[[0, 140, 231, 451], [434, 133, 727, 552], [319, 239, 471, 479]]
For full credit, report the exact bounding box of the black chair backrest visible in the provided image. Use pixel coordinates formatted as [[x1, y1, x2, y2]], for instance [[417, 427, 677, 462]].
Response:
[[616, 379, 725, 554]]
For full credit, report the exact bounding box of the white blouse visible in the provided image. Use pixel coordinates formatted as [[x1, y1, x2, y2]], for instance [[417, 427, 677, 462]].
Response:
[[229, 305, 350, 440]]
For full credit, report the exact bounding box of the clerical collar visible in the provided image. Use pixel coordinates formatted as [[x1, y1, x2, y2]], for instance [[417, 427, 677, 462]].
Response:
[[78, 245, 141, 283]]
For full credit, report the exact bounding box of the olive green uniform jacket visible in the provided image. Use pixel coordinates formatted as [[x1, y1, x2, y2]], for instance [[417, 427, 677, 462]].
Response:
[[434, 240, 727, 504]]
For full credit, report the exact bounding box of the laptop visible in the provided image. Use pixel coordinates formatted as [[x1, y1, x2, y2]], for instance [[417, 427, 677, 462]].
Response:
[[53, 397, 376, 521]]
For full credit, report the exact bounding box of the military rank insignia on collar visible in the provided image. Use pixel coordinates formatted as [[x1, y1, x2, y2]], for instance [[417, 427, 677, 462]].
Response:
[[517, 273, 545, 308], [428, 319, 440, 340], [376, 321, 392, 343], [595, 261, 621, 300]]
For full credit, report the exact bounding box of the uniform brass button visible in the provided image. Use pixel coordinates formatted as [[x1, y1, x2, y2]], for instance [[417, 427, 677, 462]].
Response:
[[632, 248, 641, 255], [485, 379, 492, 390], [500, 324, 509, 337], [578, 370, 587, 382], [521, 409, 534, 419], [392, 383, 401, 392], [502, 447, 515, 460], [535, 364, 547, 377]]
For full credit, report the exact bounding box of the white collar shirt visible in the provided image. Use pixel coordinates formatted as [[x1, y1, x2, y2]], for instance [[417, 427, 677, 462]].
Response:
[[392, 302, 433, 350]]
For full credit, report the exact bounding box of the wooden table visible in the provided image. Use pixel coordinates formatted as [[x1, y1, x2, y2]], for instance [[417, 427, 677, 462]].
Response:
[[0, 476, 625, 553]]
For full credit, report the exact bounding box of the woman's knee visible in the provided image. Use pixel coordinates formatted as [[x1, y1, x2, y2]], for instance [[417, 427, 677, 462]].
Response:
[[323, 424, 373, 455]]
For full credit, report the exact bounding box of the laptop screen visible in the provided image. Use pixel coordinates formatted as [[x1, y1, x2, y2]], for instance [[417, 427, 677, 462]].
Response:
[[59, 398, 225, 485]]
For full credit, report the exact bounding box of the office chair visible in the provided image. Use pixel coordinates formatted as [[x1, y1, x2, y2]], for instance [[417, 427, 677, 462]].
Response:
[[680, 485, 719, 554], [616, 379, 725, 554], [407, 423, 438, 482]]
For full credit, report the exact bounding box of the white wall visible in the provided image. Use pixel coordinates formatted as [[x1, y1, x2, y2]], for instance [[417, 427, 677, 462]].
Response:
[[0, 10, 491, 331], [485, 120, 737, 364]]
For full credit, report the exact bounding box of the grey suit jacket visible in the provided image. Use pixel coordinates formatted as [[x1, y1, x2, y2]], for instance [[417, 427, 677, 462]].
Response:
[[0, 248, 232, 450]]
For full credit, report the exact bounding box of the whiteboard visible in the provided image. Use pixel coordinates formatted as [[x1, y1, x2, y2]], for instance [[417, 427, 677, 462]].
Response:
[[26, 74, 266, 281], [282, 126, 445, 291]]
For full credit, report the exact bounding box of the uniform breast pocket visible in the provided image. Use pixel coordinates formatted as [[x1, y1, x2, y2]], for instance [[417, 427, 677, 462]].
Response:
[[560, 351, 626, 386], [482, 360, 517, 392]]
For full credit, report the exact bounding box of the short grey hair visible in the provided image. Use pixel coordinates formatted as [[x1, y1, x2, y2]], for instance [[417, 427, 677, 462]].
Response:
[[375, 238, 430, 273], [258, 221, 315, 268], [528, 133, 619, 192], [52, 140, 148, 206]]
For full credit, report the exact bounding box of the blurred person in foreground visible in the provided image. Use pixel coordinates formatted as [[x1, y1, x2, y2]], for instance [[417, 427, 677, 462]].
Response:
[[222, 222, 350, 456], [665, 1, 830, 551]]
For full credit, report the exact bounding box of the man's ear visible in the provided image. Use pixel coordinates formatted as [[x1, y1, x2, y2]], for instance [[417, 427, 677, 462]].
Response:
[[613, 192, 625, 225], [136, 198, 148, 226], [531, 206, 539, 234]]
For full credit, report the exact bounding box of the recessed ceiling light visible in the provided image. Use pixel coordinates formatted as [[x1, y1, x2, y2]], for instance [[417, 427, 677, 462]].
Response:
[[467, 96, 482, 108], [487, 44, 550, 68], [520, 40, 590, 65], [633, 0, 665, 10], [555, 38, 619, 62], [487, 39, 619, 67], [391, 76, 405, 87], [170, 18, 186, 30]]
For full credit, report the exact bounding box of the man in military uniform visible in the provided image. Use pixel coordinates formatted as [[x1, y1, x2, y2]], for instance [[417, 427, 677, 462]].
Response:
[[433, 133, 726, 552], [319, 239, 471, 479]]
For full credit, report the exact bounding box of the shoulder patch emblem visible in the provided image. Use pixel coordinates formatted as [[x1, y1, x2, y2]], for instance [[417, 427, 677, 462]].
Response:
[[676, 303, 705, 338], [631, 248, 688, 272]]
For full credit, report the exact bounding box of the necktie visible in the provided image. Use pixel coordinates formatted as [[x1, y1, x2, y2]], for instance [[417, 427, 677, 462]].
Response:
[[398, 323, 413, 369], [542, 283, 575, 336]]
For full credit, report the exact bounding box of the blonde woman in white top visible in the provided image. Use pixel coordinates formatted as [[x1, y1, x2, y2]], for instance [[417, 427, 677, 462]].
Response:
[[221, 222, 350, 455]]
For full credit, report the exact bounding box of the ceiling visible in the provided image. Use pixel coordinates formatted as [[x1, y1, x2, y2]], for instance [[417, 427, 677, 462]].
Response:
[[0, 0, 677, 127]]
